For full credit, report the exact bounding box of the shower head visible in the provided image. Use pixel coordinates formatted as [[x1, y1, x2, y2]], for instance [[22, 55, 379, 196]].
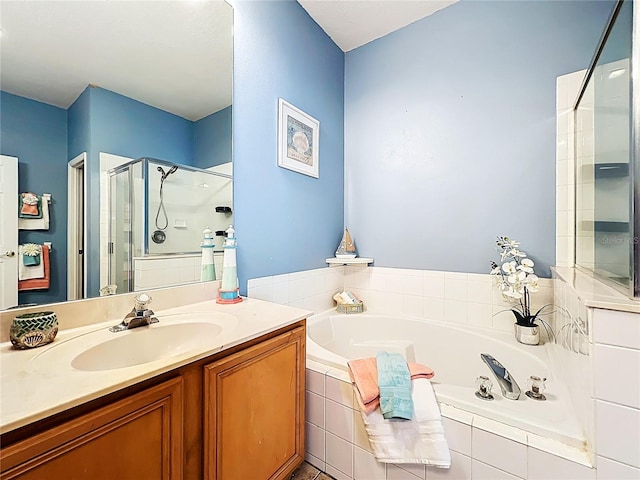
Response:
[[157, 165, 178, 181]]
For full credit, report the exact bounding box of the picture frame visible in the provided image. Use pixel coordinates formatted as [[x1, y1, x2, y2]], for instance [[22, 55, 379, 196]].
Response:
[[277, 98, 320, 178]]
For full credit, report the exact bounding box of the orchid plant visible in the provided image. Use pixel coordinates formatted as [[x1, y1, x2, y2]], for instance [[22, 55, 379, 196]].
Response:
[[490, 236, 544, 327]]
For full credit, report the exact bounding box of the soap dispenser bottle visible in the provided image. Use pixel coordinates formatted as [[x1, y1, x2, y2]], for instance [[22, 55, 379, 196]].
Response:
[[217, 225, 242, 304], [200, 226, 216, 282]]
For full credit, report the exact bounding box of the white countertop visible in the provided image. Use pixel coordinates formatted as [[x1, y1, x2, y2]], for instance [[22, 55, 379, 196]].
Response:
[[0, 298, 312, 435]]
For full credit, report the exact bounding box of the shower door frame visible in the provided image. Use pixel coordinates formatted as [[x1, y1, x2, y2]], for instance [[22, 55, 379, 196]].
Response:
[[573, 0, 639, 297], [106, 162, 138, 293]]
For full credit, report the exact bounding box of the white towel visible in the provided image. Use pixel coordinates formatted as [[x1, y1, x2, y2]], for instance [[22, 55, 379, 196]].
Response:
[[18, 245, 45, 280], [18, 195, 50, 230], [358, 378, 451, 467]]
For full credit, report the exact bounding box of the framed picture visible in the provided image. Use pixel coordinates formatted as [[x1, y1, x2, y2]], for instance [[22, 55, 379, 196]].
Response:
[[277, 98, 320, 178]]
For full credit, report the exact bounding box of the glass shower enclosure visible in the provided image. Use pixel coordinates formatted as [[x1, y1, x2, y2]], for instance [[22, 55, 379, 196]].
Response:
[[107, 158, 233, 294], [574, 0, 638, 296]]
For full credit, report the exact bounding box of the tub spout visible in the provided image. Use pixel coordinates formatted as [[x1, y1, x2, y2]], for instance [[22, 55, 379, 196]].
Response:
[[480, 353, 521, 400]]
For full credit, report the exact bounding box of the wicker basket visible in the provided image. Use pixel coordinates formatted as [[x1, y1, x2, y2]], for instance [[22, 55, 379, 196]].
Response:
[[336, 302, 364, 314]]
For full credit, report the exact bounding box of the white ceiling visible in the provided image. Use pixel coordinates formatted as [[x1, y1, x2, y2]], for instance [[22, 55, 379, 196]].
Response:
[[0, 1, 233, 121], [297, 0, 459, 52], [0, 1, 456, 120]]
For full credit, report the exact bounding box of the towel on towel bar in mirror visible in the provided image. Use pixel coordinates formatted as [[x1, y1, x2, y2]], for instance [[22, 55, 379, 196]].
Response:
[[18, 194, 50, 230], [18, 244, 50, 291]]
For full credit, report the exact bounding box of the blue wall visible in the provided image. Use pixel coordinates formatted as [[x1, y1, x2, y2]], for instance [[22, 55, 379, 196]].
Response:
[[344, 0, 614, 277], [194, 106, 232, 169], [232, 0, 345, 293], [68, 86, 196, 296], [0, 91, 68, 305]]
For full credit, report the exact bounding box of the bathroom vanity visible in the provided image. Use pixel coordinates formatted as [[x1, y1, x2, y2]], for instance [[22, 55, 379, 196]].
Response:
[[0, 297, 309, 480]]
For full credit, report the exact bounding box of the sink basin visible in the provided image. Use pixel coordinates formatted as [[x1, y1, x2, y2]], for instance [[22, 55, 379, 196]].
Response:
[[29, 312, 238, 373], [72, 322, 223, 371]]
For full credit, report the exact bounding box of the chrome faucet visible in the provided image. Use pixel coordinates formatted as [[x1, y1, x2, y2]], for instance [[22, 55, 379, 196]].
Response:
[[480, 353, 521, 400], [109, 293, 159, 332]]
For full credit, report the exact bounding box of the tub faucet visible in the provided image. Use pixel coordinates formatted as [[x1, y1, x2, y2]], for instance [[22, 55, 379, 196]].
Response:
[[480, 353, 521, 400], [109, 293, 158, 333]]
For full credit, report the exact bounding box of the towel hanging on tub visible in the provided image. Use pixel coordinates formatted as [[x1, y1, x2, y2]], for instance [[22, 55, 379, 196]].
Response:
[[18, 244, 50, 291], [358, 377, 451, 467], [347, 355, 450, 467], [347, 357, 434, 414]]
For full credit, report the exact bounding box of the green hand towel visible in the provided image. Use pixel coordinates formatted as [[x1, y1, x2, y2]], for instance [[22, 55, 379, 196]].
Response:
[[376, 351, 413, 420]]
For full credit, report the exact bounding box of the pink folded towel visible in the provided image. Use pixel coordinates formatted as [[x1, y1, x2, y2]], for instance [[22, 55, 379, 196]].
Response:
[[347, 357, 435, 414]]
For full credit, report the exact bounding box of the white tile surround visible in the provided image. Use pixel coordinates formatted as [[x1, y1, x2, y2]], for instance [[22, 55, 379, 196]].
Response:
[[248, 266, 554, 334], [248, 264, 640, 479], [133, 252, 223, 291], [556, 70, 585, 269]]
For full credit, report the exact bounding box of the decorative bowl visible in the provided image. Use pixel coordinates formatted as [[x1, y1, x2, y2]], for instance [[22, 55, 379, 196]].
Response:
[[10, 311, 58, 349]]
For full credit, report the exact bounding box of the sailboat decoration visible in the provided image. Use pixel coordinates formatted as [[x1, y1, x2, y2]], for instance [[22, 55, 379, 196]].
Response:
[[335, 227, 357, 259]]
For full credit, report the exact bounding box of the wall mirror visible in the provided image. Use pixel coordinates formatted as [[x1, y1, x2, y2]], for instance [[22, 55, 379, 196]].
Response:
[[0, 1, 233, 308]]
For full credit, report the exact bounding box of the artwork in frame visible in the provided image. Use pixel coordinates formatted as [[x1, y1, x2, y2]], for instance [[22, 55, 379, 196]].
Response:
[[277, 98, 320, 178]]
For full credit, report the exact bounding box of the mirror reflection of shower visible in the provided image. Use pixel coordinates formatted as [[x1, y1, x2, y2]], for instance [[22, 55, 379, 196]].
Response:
[[152, 165, 179, 244], [106, 157, 233, 294]]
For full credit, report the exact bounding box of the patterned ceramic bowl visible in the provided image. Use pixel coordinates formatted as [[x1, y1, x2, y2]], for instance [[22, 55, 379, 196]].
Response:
[[10, 311, 58, 349]]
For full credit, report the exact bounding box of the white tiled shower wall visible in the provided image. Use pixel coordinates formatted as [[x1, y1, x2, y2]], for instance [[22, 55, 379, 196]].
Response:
[[133, 252, 223, 291]]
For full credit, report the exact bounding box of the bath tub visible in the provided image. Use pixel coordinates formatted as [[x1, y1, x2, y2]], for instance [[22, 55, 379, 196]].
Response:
[[307, 311, 585, 449]]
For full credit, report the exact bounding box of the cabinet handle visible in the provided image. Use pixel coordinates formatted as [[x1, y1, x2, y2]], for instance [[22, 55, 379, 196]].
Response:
[[2, 251, 16, 258]]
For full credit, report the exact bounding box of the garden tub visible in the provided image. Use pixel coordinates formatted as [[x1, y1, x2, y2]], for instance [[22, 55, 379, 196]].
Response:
[[306, 311, 585, 450]]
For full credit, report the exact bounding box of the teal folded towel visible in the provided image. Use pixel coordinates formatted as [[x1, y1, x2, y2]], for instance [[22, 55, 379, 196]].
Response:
[[23, 252, 40, 266], [376, 351, 413, 420]]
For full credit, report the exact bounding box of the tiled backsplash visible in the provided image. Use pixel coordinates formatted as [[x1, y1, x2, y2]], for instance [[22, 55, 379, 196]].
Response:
[[248, 265, 553, 335], [247, 266, 345, 314]]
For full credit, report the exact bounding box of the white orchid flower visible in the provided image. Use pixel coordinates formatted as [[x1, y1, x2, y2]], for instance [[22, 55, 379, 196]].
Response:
[[517, 264, 534, 274], [522, 258, 534, 267], [508, 270, 526, 284], [526, 274, 540, 293], [502, 288, 522, 300], [510, 249, 527, 258], [502, 261, 517, 274]]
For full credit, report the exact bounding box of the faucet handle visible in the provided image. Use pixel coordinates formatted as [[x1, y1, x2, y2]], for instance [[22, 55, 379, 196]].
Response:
[[134, 293, 152, 313], [475, 375, 494, 401], [525, 375, 547, 401]]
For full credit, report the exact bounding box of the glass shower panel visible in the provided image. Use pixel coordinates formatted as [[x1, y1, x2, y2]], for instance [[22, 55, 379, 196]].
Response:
[[147, 159, 232, 255], [575, 0, 633, 290], [108, 168, 133, 294]]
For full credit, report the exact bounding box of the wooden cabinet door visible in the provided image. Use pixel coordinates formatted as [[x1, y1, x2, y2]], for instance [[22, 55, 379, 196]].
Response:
[[1, 377, 183, 480], [204, 326, 305, 480]]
